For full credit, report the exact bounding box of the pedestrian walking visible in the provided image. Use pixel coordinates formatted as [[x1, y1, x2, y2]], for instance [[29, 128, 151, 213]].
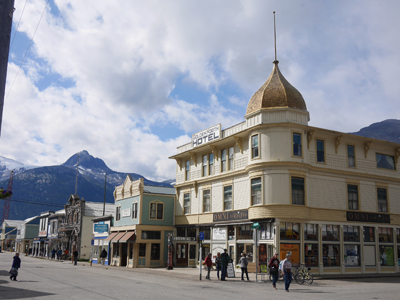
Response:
[[215, 252, 221, 279], [282, 253, 293, 292], [204, 253, 213, 280], [220, 249, 230, 281], [9, 252, 21, 281], [51, 249, 56, 260], [239, 253, 250, 281], [57, 248, 62, 260], [73, 249, 78, 265], [100, 248, 107, 265], [269, 252, 280, 290]]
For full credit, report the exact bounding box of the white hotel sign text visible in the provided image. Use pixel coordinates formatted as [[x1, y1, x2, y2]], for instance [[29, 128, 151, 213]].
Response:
[[191, 124, 221, 148]]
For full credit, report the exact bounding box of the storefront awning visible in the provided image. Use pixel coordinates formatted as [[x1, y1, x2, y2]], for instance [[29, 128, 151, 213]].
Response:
[[111, 232, 127, 243], [104, 232, 118, 242], [119, 231, 136, 243], [213, 221, 253, 227]]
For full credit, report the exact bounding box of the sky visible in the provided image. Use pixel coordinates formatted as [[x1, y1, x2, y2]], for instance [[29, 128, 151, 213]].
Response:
[[1, 0, 400, 181]]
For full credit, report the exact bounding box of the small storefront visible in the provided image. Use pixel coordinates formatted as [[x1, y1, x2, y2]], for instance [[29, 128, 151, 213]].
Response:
[[92, 216, 113, 265]]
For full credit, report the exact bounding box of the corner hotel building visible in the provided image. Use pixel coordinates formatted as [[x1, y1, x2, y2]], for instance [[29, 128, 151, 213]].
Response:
[[170, 59, 400, 275]]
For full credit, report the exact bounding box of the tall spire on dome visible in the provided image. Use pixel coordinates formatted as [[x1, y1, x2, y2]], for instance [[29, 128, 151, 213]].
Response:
[[245, 12, 307, 116]]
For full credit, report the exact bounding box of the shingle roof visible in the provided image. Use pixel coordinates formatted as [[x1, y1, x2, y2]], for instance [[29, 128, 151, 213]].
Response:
[[143, 185, 175, 195]]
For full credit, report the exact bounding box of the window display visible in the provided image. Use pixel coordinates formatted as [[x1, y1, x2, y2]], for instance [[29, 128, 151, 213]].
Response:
[[344, 245, 360, 266], [379, 246, 394, 266], [322, 244, 340, 267], [304, 244, 318, 267]]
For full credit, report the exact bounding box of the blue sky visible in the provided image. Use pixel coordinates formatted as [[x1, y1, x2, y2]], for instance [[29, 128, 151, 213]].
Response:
[[1, 0, 400, 181]]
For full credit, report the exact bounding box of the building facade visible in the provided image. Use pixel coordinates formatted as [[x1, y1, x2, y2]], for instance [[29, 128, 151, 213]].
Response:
[[47, 209, 65, 255], [1, 220, 24, 251], [109, 176, 175, 268], [33, 211, 54, 257], [170, 60, 400, 274], [15, 216, 40, 254], [91, 215, 113, 265]]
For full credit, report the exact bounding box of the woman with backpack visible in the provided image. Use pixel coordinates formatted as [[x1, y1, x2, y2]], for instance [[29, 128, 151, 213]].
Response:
[[239, 253, 250, 281]]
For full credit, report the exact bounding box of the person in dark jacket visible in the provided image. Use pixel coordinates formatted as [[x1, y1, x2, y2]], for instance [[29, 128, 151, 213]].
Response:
[[268, 252, 280, 289], [100, 249, 107, 265], [73, 249, 78, 265], [10, 253, 21, 281], [220, 249, 230, 281], [215, 252, 222, 279], [239, 253, 250, 281]]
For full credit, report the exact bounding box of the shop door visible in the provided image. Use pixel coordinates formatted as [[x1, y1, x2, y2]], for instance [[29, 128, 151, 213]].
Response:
[[176, 243, 188, 267], [121, 244, 128, 266]]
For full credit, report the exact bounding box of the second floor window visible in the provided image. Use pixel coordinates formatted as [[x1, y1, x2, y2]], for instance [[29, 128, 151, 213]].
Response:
[[185, 160, 190, 180], [224, 186, 233, 210], [116, 206, 121, 221], [184, 193, 190, 214], [228, 146, 234, 170], [376, 153, 395, 170], [251, 135, 259, 159], [292, 177, 305, 205], [348, 185, 358, 210], [132, 202, 138, 219], [377, 188, 388, 212], [203, 190, 211, 212], [209, 153, 214, 175], [348, 145, 355, 167], [202, 155, 207, 177], [150, 202, 163, 220], [221, 149, 227, 172], [293, 132, 302, 157], [251, 178, 262, 205], [316, 139, 325, 163]]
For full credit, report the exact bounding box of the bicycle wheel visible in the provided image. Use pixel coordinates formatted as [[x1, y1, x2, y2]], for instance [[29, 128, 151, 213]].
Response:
[[304, 272, 314, 284], [294, 272, 305, 285]]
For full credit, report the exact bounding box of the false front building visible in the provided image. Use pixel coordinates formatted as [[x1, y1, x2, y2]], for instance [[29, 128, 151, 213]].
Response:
[[170, 60, 400, 275]]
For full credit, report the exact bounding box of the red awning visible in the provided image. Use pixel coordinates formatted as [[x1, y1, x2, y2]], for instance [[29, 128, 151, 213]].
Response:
[[104, 232, 118, 242], [119, 231, 136, 243], [111, 232, 126, 243]]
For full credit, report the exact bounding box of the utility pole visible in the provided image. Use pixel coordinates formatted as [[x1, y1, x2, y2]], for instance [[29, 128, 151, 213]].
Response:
[[102, 173, 107, 216], [75, 152, 79, 194], [0, 0, 15, 135]]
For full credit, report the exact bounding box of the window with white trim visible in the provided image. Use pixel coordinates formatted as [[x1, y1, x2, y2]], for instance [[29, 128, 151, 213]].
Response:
[[293, 132, 302, 157], [209, 153, 214, 175], [228, 146, 234, 170], [348, 184, 358, 210], [377, 188, 388, 212], [251, 135, 259, 159], [221, 149, 227, 172], [224, 186, 232, 210], [150, 202, 163, 220], [203, 190, 210, 213], [132, 202, 138, 219], [251, 178, 262, 205], [184, 193, 190, 214], [116, 206, 121, 221], [185, 160, 190, 180]]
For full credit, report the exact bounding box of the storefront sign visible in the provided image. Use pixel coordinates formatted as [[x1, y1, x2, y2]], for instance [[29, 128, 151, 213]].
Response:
[[94, 224, 108, 233], [39, 231, 47, 236], [191, 124, 221, 148], [280, 244, 300, 267], [212, 228, 226, 240], [346, 211, 390, 224], [213, 210, 248, 222], [122, 208, 131, 218], [173, 237, 196, 241]]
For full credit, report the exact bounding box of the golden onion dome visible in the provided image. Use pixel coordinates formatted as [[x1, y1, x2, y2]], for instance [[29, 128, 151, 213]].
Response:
[[246, 61, 307, 116]]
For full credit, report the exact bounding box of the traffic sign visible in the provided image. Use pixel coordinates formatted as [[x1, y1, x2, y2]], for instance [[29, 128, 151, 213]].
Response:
[[252, 222, 261, 229], [199, 232, 205, 240]]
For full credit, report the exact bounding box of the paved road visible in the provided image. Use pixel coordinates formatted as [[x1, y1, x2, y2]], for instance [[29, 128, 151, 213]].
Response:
[[1, 252, 400, 299]]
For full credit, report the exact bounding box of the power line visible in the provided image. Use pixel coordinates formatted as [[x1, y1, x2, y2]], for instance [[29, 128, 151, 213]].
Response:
[[5, 0, 50, 102]]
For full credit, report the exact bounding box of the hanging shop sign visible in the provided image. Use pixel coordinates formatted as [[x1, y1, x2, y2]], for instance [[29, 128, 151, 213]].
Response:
[[213, 210, 248, 222], [346, 211, 390, 224], [191, 124, 221, 148], [212, 228, 226, 240], [94, 224, 108, 233]]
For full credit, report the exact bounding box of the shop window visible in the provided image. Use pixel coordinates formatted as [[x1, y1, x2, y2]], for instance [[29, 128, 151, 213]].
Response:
[[280, 244, 300, 267], [132, 202, 138, 219], [378, 227, 393, 243], [202, 155, 207, 177], [321, 225, 339, 241], [228, 146, 234, 170], [187, 227, 196, 238], [224, 186, 233, 211], [199, 226, 211, 240], [201, 244, 210, 261], [189, 245, 196, 259], [141, 231, 161, 240], [176, 227, 186, 237], [129, 244, 133, 259], [185, 160, 190, 180], [376, 153, 396, 170], [322, 244, 340, 267], [237, 244, 254, 263], [291, 177, 305, 205], [184, 193, 191, 214], [316, 139, 325, 163], [260, 222, 274, 240], [379, 245, 394, 266], [377, 188, 388, 212], [280, 222, 300, 240], [293, 132, 302, 157], [251, 135, 259, 159], [304, 244, 318, 267], [221, 149, 227, 172], [150, 202, 163, 220], [344, 245, 360, 266], [238, 224, 252, 240], [209, 153, 214, 175], [113, 245, 119, 258], [343, 225, 359, 242], [151, 243, 160, 260], [348, 145, 355, 167], [304, 224, 318, 240], [203, 190, 211, 213], [116, 206, 121, 221], [251, 178, 262, 205], [228, 225, 235, 240], [347, 185, 358, 210], [363, 227, 375, 242]]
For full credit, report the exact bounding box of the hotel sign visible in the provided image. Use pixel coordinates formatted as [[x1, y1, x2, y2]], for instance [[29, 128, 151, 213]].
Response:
[[213, 210, 248, 222], [191, 124, 221, 148], [346, 211, 390, 224]]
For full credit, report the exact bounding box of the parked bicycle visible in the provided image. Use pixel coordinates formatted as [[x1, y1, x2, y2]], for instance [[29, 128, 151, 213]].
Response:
[[292, 267, 305, 285], [297, 264, 314, 284]]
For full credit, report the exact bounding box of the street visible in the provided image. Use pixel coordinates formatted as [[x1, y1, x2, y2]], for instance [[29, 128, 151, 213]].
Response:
[[1, 252, 400, 300]]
